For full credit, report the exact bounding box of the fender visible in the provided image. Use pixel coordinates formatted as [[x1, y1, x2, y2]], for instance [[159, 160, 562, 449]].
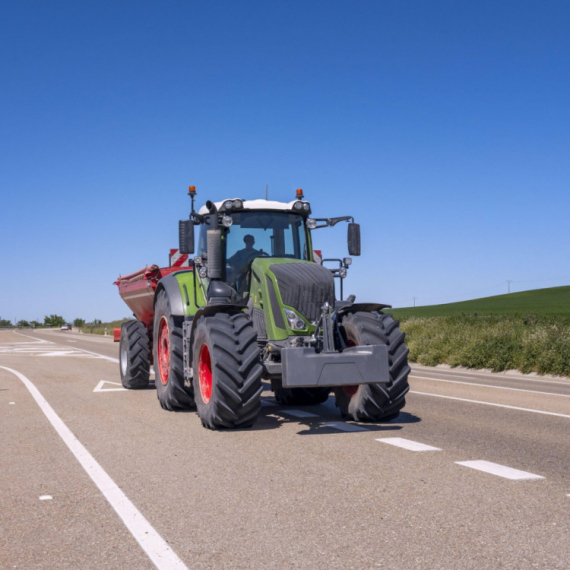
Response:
[[154, 274, 186, 317], [337, 302, 392, 316]]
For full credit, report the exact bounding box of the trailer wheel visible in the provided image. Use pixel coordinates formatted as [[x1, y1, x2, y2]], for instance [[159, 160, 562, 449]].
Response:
[[119, 320, 151, 389], [154, 290, 195, 410], [274, 386, 330, 406], [334, 312, 410, 422], [192, 312, 263, 429]]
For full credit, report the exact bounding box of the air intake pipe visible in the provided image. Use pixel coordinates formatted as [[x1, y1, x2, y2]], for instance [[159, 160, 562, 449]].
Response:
[[205, 201, 222, 280]]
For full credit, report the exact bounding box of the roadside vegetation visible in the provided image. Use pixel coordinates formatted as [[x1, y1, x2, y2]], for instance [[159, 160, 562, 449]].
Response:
[[79, 318, 129, 335], [391, 286, 570, 377]]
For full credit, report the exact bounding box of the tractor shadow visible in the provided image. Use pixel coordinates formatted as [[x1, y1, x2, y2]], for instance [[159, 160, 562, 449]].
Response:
[[248, 384, 422, 434]]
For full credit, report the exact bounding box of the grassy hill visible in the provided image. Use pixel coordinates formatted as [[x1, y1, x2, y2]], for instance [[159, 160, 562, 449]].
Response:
[[391, 285, 570, 319]]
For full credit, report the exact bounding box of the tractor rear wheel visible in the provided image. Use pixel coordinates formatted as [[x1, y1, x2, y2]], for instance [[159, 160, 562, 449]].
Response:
[[334, 311, 410, 422], [119, 320, 151, 389], [192, 312, 263, 429], [274, 386, 330, 406], [153, 290, 195, 410]]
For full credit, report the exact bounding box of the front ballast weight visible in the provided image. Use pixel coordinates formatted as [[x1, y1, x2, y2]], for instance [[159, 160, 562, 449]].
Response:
[[280, 302, 391, 390]]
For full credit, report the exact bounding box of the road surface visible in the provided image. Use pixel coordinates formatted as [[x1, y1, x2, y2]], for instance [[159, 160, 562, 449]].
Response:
[[1, 328, 568, 569]]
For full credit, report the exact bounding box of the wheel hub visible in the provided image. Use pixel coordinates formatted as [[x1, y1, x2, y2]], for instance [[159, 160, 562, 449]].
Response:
[[198, 343, 213, 404], [157, 316, 170, 385]]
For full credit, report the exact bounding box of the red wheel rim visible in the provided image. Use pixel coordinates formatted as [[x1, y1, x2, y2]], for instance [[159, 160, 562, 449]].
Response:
[[157, 316, 170, 385], [343, 338, 359, 397], [198, 343, 213, 404]]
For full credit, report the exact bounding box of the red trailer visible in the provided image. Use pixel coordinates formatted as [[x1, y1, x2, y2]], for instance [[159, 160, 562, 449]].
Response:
[[114, 263, 192, 340]]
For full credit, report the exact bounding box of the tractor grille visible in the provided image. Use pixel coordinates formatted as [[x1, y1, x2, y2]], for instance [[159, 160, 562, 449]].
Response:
[[270, 262, 335, 323]]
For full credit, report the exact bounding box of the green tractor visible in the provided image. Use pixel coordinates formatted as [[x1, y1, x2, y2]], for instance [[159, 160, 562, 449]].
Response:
[[117, 187, 410, 429]]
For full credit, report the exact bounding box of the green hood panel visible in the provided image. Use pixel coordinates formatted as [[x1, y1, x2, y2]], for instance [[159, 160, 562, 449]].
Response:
[[249, 258, 335, 341]]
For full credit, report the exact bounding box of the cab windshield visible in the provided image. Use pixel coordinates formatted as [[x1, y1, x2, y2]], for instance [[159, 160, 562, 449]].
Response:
[[225, 211, 309, 261]]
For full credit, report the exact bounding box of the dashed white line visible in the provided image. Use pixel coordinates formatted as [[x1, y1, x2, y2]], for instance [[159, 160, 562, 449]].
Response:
[[376, 437, 441, 451], [455, 460, 544, 481], [321, 421, 369, 432], [411, 391, 570, 419], [0, 365, 188, 570], [281, 409, 319, 418], [410, 374, 570, 398], [39, 495, 53, 501]]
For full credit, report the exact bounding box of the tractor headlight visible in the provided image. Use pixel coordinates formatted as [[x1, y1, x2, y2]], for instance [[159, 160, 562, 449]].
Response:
[[284, 308, 306, 330], [302, 202, 310, 212], [223, 200, 234, 211], [222, 215, 233, 227], [339, 268, 347, 278], [198, 266, 208, 278], [307, 218, 317, 229], [343, 257, 352, 266], [233, 199, 243, 209], [293, 201, 303, 211]]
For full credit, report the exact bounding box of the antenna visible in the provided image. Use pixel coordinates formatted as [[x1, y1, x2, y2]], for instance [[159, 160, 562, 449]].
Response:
[[265, 184, 268, 200]]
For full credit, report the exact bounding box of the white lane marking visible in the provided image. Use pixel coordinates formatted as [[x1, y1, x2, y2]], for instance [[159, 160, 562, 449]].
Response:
[[281, 409, 319, 418], [411, 366, 570, 386], [38, 351, 78, 357], [9, 402, 15, 405], [376, 437, 441, 451], [67, 340, 77, 343], [39, 495, 53, 500], [411, 391, 570, 419], [410, 375, 570, 398], [13, 331, 54, 344], [71, 346, 120, 364], [0, 366, 188, 570], [456, 460, 544, 481], [321, 421, 369, 432], [94, 381, 128, 393]]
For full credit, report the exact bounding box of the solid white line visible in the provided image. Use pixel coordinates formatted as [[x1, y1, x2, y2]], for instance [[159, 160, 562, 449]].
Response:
[[321, 421, 369, 432], [410, 375, 570, 398], [71, 346, 120, 363], [411, 391, 570, 419], [411, 366, 570, 386], [376, 437, 441, 451], [0, 366, 188, 570], [281, 409, 319, 418], [93, 380, 128, 393], [456, 460, 544, 481], [12, 331, 54, 344]]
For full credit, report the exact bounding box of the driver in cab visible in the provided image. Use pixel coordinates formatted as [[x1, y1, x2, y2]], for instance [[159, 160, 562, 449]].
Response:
[[228, 234, 260, 291]]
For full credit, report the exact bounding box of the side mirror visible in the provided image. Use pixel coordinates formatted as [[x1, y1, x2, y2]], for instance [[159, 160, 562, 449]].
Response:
[[347, 223, 361, 256], [179, 220, 194, 254]]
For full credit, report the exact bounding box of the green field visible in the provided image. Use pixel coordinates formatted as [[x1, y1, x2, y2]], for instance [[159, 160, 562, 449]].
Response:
[[390, 286, 570, 319], [388, 286, 570, 377]]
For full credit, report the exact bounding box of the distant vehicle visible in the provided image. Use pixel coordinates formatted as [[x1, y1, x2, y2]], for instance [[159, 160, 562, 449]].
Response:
[[61, 324, 71, 331]]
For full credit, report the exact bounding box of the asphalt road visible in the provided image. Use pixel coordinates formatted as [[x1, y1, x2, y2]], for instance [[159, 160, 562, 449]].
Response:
[[1, 328, 569, 569]]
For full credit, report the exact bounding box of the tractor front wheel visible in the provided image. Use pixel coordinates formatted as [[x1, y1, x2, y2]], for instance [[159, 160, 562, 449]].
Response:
[[192, 312, 263, 429], [153, 290, 195, 410], [334, 311, 410, 422]]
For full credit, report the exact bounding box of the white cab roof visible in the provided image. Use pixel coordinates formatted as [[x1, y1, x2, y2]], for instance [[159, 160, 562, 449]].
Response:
[[198, 198, 301, 215]]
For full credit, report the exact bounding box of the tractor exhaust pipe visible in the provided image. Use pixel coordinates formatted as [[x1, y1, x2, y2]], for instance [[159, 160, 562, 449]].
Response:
[[205, 201, 222, 280]]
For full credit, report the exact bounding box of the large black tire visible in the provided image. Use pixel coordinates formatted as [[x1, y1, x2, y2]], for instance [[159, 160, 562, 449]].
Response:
[[274, 386, 331, 406], [192, 312, 263, 429], [153, 290, 195, 410], [334, 311, 410, 422], [119, 320, 151, 389]]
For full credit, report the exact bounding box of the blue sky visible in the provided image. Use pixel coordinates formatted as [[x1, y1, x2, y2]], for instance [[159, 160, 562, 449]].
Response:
[[1, 0, 569, 322]]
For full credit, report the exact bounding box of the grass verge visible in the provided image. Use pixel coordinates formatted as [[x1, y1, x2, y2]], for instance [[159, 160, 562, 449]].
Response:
[[396, 314, 570, 377]]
